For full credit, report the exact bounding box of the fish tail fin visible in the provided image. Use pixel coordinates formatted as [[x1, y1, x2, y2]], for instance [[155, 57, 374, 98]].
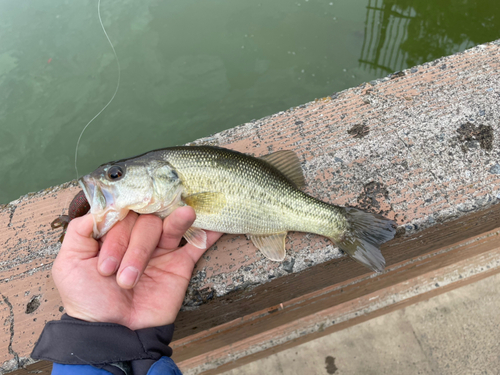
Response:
[[333, 207, 396, 272]]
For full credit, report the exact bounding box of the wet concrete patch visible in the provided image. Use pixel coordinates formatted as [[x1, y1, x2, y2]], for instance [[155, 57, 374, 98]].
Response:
[[25, 295, 41, 314], [325, 356, 338, 374], [356, 181, 392, 216], [347, 124, 370, 139], [456, 122, 494, 151]]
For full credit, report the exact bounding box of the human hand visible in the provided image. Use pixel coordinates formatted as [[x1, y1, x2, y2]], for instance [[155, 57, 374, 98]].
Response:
[[52, 207, 222, 330]]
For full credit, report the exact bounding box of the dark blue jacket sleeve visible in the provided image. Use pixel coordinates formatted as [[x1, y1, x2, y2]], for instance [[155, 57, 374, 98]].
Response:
[[51, 357, 182, 375], [52, 364, 113, 375], [32, 314, 180, 375]]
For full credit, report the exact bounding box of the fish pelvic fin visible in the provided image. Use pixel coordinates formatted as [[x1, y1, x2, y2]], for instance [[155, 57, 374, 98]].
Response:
[[184, 227, 208, 249], [333, 207, 396, 273], [250, 232, 287, 261]]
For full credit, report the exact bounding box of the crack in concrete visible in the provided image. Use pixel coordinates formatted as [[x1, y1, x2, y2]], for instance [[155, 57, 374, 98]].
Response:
[[1, 294, 20, 369], [410, 326, 439, 374]]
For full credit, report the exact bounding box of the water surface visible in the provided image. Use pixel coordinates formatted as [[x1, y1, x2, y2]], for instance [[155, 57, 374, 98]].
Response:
[[1, 0, 499, 204]]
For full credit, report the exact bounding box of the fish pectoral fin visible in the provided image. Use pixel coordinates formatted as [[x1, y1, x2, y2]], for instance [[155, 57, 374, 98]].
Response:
[[259, 150, 305, 189], [184, 192, 227, 214], [249, 232, 287, 261], [184, 227, 207, 249]]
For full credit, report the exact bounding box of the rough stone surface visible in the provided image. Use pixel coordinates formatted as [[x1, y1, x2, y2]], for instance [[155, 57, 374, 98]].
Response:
[[2, 40, 500, 372]]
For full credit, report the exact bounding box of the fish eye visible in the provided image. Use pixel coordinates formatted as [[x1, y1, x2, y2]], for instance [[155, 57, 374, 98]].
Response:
[[106, 165, 125, 181]]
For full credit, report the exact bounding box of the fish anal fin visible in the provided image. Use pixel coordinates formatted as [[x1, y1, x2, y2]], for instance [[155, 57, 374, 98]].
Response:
[[184, 227, 207, 249], [249, 232, 287, 261], [184, 192, 226, 215], [259, 150, 305, 188]]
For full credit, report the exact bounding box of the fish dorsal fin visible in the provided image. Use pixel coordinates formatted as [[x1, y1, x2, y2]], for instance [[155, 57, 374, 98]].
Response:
[[184, 192, 227, 214], [259, 150, 305, 188], [184, 227, 207, 249], [249, 232, 288, 261]]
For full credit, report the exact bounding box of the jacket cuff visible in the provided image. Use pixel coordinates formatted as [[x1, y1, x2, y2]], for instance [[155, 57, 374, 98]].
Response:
[[31, 314, 174, 373]]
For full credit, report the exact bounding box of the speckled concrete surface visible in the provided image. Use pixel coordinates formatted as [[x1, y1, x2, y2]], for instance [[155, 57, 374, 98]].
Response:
[[2, 39, 500, 372], [220, 272, 500, 375]]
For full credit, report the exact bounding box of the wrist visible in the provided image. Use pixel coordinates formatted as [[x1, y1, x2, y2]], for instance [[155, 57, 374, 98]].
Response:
[[63, 309, 101, 324], [62, 304, 133, 329]]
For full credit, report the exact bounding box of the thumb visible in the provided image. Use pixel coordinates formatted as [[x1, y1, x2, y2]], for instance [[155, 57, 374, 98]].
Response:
[[59, 214, 99, 260]]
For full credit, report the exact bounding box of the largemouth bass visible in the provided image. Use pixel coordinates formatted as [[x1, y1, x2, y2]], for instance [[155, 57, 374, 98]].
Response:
[[79, 146, 396, 272]]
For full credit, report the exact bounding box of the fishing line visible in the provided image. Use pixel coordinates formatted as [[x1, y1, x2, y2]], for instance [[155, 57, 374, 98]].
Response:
[[74, 0, 121, 178]]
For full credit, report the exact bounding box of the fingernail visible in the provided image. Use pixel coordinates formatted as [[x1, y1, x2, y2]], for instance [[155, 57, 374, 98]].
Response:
[[100, 257, 118, 275], [119, 266, 139, 288]]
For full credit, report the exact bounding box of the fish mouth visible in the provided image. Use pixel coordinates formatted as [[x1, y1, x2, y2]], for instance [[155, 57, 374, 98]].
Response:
[[79, 176, 125, 238]]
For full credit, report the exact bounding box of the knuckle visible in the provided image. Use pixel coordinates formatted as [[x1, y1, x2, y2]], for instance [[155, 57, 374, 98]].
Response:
[[129, 244, 152, 261]]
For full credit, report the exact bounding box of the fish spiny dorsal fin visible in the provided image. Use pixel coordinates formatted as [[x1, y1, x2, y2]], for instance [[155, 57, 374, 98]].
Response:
[[249, 232, 288, 261], [259, 150, 305, 188]]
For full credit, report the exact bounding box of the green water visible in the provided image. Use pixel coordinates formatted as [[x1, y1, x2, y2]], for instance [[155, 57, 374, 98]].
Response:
[[1, 0, 499, 204]]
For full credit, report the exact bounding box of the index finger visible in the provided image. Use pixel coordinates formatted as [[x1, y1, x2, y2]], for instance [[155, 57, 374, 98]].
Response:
[[98, 211, 139, 276], [116, 214, 162, 289]]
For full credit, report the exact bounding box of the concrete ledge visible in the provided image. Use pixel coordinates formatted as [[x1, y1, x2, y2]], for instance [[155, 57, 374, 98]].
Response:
[[2, 40, 500, 373]]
